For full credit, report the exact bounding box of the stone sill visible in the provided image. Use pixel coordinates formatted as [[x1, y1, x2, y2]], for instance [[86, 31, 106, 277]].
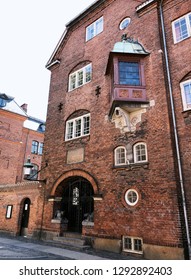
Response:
[[113, 162, 149, 170], [82, 221, 94, 227]]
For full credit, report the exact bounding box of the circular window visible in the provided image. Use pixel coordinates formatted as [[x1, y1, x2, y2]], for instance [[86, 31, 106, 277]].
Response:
[[125, 189, 139, 206], [119, 17, 131, 30]]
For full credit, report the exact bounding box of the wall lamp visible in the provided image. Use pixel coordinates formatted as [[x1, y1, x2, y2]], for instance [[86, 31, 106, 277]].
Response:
[[23, 157, 47, 183]]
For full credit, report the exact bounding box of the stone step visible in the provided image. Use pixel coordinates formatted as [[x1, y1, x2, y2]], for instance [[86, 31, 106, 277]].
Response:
[[53, 236, 86, 246]]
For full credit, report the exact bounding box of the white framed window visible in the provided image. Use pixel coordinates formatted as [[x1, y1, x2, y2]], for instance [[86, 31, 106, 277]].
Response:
[[180, 79, 191, 111], [115, 146, 127, 166], [172, 12, 191, 43], [125, 189, 139, 206], [69, 64, 92, 91], [86, 17, 103, 41], [122, 236, 143, 254], [133, 142, 147, 163], [65, 114, 90, 141], [31, 140, 39, 154]]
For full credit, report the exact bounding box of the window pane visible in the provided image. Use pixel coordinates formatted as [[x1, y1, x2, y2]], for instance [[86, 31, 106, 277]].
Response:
[[116, 147, 126, 165], [75, 119, 81, 137], [86, 24, 94, 41], [85, 64, 92, 83], [174, 18, 188, 42], [67, 122, 73, 139], [95, 17, 103, 35], [135, 144, 146, 162], [83, 115, 90, 135], [39, 143, 44, 155], [184, 82, 191, 105], [124, 237, 132, 250], [77, 70, 83, 87], [134, 239, 142, 251], [127, 191, 138, 204], [70, 73, 76, 90], [119, 62, 140, 86], [31, 141, 38, 154]]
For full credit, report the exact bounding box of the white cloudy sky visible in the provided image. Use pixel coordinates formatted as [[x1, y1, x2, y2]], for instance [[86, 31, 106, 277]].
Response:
[[0, 0, 96, 120]]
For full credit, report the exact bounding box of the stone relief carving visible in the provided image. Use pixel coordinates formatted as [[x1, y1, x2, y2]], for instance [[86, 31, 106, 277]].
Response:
[[111, 107, 146, 133]]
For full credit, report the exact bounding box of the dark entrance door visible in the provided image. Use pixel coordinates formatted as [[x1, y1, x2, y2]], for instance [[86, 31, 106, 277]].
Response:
[[62, 178, 94, 233], [20, 198, 31, 236]]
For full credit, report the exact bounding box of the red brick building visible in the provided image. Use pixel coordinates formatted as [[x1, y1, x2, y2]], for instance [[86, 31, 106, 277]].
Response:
[[0, 94, 45, 184], [39, 0, 191, 259], [1, 0, 191, 260], [0, 94, 45, 237]]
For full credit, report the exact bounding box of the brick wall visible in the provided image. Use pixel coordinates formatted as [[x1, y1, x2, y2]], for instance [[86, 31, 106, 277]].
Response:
[[41, 0, 190, 257], [0, 110, 26, 184], [0, 182, 44, 237]]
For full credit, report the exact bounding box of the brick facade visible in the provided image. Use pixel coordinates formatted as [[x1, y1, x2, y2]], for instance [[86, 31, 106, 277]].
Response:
[[0, 182, 44, 237], [0, 98, 45, 184], [39, 0, 191, 259], [1, 0, 191, 260]]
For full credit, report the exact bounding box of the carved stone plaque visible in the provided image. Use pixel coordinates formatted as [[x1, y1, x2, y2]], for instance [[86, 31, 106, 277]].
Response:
[[67, 147, 84, 164]]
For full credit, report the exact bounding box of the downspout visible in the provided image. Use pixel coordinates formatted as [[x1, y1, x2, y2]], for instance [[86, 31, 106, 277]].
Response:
[[159, 0, 191, 259]]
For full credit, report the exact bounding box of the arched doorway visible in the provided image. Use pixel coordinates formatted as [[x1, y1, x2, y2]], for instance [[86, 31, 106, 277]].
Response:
[[57, 177, 94, 233], [20, 198, 31, 237]]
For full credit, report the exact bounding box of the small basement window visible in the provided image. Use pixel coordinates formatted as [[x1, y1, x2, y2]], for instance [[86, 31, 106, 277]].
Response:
[[123, 236, 143, 254]]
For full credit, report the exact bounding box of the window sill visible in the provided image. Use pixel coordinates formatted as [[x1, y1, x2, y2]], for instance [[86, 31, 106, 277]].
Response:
[[113, 162, 149, 170], [65, 134, 90, 143], [182, 109, 191, 118]]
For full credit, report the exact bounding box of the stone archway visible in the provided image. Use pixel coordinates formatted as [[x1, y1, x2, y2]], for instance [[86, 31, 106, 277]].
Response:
[[51, 169, 99, 196], [51, 170, 98, 234]]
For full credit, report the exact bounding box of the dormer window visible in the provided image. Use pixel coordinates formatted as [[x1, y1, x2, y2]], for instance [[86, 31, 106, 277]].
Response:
[[0, 98, 6, 107]]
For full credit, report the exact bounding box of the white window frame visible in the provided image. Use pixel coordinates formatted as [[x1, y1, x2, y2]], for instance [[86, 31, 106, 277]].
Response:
[[114, 146, 127, 166], [125, 189, 139, 206], [133, 142, 148, 163], [31, 140, 39, 154], [65, 113, 90, 141], [122, 236, 143, 254], [68, 64, 92, 91], [86, 17, 103, 41], [180, 79, 191, 111], [172, 12, 191, 43]]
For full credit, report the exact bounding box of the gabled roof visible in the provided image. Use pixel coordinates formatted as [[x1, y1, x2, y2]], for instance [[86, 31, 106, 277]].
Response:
[[0, 93, 27, 117], [46, 0, 105, 69]]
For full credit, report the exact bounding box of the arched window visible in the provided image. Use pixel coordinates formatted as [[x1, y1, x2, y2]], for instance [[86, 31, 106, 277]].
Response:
[[180, 79, 191, 111], [133, 142, 147, 163], [68, 63, 92, 91], [65, 112, 90, 141], [114, 146, 127, 166]]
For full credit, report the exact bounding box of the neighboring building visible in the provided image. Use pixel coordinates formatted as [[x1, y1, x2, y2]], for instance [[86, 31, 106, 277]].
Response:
[[0, 93, 45, 184], [1, 0, 191, 260], [0, 93, 45, 237]]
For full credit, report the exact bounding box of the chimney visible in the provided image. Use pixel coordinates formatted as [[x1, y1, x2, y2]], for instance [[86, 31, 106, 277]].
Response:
[[21, 103, 28, 113]]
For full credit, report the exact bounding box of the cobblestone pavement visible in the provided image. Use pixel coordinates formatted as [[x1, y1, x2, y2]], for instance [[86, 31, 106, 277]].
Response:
[[0, 235, 143, 260]]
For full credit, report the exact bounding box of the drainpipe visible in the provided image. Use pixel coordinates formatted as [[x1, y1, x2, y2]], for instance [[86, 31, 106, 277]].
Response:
[[159, 0, 191, 259]]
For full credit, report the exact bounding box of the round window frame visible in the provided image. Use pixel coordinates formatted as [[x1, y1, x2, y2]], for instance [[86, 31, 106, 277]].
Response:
[[125, 189, 139, 206], [119, 17, 131, 30]]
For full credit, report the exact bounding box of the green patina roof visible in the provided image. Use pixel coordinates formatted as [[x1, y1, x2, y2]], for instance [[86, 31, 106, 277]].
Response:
[[112, 36, 149, 55]]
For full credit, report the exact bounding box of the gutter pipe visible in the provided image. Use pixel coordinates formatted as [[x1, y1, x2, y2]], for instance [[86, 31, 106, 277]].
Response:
[[159, 0, 191, 259]]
